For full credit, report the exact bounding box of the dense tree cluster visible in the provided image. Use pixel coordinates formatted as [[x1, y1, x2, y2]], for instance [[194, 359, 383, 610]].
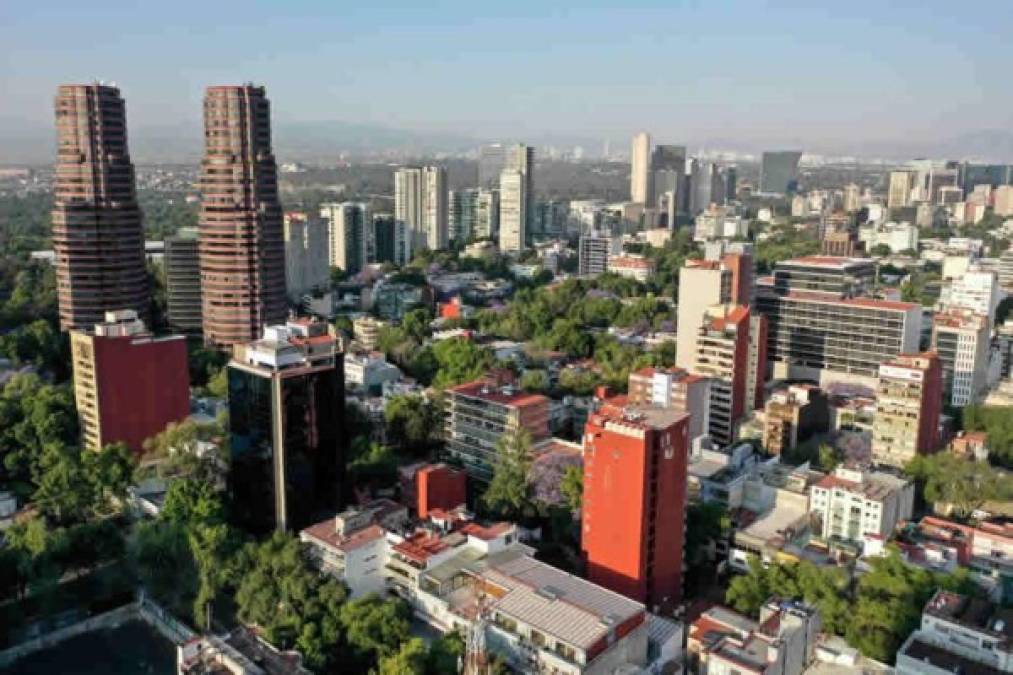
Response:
[[905, 452, 1012, 519], [962, 405, 1013, 469]]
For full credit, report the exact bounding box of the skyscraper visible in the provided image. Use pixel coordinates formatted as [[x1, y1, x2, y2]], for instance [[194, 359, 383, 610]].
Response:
[[630, 132, 652, 204], [320, 202, 369, 275], [477, 143, 506, 188], [52, 84, 148, 331], [198, 85, 287, 347], [582, 399, 688, 610], [504, 144, 535, 238], [887, 171, 915, 209], [283, 212, 329, 301], [759, 151, 802, 195], [498, 169, 527, 252], [164, 228, 202, 336], [449, 188, 498, 242], [394, 166, 448, 257], [228, 318, 345, 533]]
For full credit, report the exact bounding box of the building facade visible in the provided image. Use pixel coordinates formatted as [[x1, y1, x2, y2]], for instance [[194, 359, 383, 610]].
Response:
[[932, 309, 991, 408], [627, 367, 711, 442], [52, 84, 149, 331], [320, 202, 369, 275], [759, 151, 802, 195], [449, 188, 498, 243], [630, 132, 652, 204], [578, 229, 621, 277], [71, 310, 189, 452], [164, 227, 202, 336], [809, 465, 914, 546], [499, 168, 527, 253], [198, 85, 287, 346], [871, 352, 943, 468], [395, 166, 448, 258], [582, 401, 689, 611], [283, 212, 329, 301], [228, 319, 345, 533]]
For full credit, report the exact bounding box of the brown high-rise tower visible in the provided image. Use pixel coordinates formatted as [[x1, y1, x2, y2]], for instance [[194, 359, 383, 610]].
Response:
[[52, 84, 149, 331], [198, 85, 287, 346]]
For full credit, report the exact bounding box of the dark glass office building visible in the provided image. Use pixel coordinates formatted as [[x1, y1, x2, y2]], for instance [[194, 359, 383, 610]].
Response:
[[228, 320, 345, 534]]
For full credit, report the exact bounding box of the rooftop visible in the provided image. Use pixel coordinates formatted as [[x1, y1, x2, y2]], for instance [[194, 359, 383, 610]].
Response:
[[447, 379, 549, 408], [779, 256, 873, 269], [590, 399, 690, 433], [900, 636, 1004, 675]]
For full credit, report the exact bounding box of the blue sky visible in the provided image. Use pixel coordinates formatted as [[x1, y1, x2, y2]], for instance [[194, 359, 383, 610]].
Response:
[[2, 0, 1012, 147]]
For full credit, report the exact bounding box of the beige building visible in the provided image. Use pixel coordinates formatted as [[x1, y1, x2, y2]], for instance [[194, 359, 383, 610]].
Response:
[[283, 212, 330, 301], [871, 352, 942, 469], [627, 366, 711, 442], [994, 185, 1013, 217], [630, 132, 652, 204], [675, 260, 734, 371], [499, 168, 527, 253], [887, 170, 915, 209]]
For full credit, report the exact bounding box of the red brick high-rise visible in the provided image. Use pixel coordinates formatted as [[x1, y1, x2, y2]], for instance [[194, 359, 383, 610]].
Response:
[[581, 399, 689, 612], [199, 85, 287, 346], [52, 84, 148, 331]]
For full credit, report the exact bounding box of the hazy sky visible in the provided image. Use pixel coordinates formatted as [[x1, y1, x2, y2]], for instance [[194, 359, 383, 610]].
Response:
[[3, 0, 1013, 147]]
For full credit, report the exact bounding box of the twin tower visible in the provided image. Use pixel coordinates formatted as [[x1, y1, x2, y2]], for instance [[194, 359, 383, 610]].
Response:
[[52, 84, 286, 345]]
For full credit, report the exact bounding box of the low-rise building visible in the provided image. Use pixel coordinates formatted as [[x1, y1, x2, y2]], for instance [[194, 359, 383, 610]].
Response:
[[808, 464, 914, 553], [353, 316, 386, 350], [344, 351, 402, 393], [896, 590, 1012, 674], [607, 255, 655, 282]]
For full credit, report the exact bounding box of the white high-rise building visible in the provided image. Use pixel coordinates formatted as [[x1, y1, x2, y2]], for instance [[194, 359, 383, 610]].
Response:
[[630, 132, 651, 204], [449, 188, 499, 242], [320, 202, 369, 275], [932, 309, 992, 407], [394, 166, 448, 259], [939, 268, 1001, 321], [283, 212, 330, 301], [499, 169, 527, 253]]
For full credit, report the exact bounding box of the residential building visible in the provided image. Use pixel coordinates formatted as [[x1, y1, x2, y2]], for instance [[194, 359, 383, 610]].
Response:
[[71, 310, 189, 452], [499, 168, 527, 252], [283, 212, 329, 300], [395, 166, 448, 256], [675, 254, 755, 372], [896, 590, 1012, 674], [449, 188, 498, 242], [320, 202, 369, 274], [444, 377, 550, 480], [688, 599, 821, 675], [352, 316, 385, 351], [859, 220, 919, 253], [888, 170, 916, 209], [228, 319, 345, 533], [1000, 249, 1013, 294], [198, 85, 286, 346], [630, 132, 652, 204], [578, 228, 621, 277], [606, 255, 655, 282], [809, 464, 914, 548], [52, 84, 149, 330], [932, 309, 991, 407], [299, 499, 408, 598], [693, 304, 766, 446], [871, 352, 943, 468], [343, 351, 401, 393], [757, 257, 921, 386], [414, 463, 467, 519], [627, 366, 711, 442], [582, 400, 689, 610], [694, 205, 748, 242], [759, 151, 803, 195], [938, 267, 1001, 321], [763, 384, 830, 456], [164, 228, 202, 336], [842, 183, 862, 212]]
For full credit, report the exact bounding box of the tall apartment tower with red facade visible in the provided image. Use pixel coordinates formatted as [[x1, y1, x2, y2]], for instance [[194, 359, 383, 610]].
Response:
[[199, 85, 287, 346], [52, 84, 148, 331], [581, 399, 689, 612]]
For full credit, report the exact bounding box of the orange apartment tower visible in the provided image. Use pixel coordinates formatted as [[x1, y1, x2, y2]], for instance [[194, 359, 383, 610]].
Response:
[[52, 84, 149, 331], [581, 399, 689, 612], [198, 85, 287, 346]]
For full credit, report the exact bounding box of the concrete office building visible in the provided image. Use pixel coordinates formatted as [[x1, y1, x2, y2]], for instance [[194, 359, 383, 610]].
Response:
[[938, 267, 1001, 321], [444, 377, 550, 481], [652, 144, 686, 218], [395, 166, 448, 256], [283, 212, 329, 301], [228, 319, 344, 533], [499, 169, 527, 252], [52, 84, 149, 331], [449, 188, 498, 242], [71, 310, 189, 452], [578, 228, 622, 277], [759, 151, 802, 195], [164, 228, 202, 336], [320, 202, 369, 275], [932, 309, 992, 407], [198, 85, 286, 346], [871, 352, 943, 469], [756, 257, 921, 385], [582, 400, 689, 610], [630, 132, 652, 204]]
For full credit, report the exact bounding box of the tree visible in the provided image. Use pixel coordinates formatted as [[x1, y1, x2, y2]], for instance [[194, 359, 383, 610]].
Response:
[[427, 630, 465, 674], [962, 405, 1013, 469], [431, 338, 494, 389], [559, 464, 583, 513], [131, 519, 198, 616], [483, 429, 534, 520], [161, 478, 226, 527], [384, 394, 444, 456], [684, 502, 730, 568], [377, 637, 429, 675], [339, 594, 411, 663], [870, 243, 892, 257], [519, 369, 550, 394], [207, 367, 229, 399], [818, 443, 845, 472], [906, 453, 1011, 519]]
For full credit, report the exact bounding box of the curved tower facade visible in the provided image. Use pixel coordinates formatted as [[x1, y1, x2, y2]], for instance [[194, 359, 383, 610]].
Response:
[[52, 84, 148, 331], [199, 85, 286, 346]]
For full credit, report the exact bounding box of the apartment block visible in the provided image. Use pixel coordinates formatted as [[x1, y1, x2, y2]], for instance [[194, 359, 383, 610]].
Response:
[[449, 188, 498, 242], [164, 228, 202, 336], [499, 168, 527, 253], [762, 384, 830, 456], [809, 464, 914, 548], [627, 366, 711, 442], [320, 202, 369, 274], [871, 352, 943, 468], [444, 377, 550, 481], [932, 309, 991, 407], [607, 256, 655, 282], [71, 310, 189, 452], [52, 84, 148, 330], [582, 400, 689, 611], [283, 211, 330, 301], [394, 166, 448, 257], [578, 229, 622, 277]]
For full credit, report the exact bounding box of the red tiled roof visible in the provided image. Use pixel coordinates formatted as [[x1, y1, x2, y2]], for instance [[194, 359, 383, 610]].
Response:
[[460, 521, 514, 541], [301, 522, 385, 553], [393, 531, 450, 564], [448, 379, 549, 408]]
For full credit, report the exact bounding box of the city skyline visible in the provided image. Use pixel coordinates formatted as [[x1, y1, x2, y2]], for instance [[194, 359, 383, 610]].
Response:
[[3, 2, 1013, 162]]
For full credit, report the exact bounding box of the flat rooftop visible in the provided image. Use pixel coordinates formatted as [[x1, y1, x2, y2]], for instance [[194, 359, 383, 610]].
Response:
[[591, 399, 690, 433], [447, 379, 549, 408]]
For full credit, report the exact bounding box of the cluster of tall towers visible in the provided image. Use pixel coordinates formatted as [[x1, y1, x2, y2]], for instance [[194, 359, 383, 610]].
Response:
[[51, 83, 286, 346]]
